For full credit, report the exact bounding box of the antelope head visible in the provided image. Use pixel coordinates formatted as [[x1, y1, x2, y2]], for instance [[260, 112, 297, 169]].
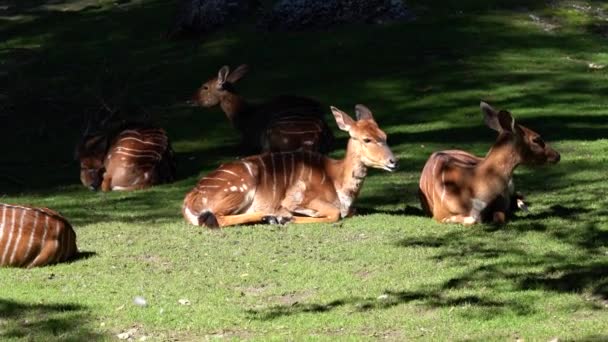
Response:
[[191, 64, 249, 107], [481, 101, 560, 165], [331, 104, 398, 172]]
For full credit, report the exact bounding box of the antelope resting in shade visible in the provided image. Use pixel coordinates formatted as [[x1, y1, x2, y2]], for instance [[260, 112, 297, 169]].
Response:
[[182, 104, 397, 228], [418, 101, 560, 225], [0, 204, 77, 268], [191, 64, 334, 154], [76, 121, 176, 192]]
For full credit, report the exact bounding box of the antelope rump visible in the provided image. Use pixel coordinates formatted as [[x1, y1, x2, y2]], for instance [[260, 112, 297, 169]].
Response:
[[0, 204, 77, 268], [182, 104, 397, 228], [418, 102, 561, 225], [191, 64, 335, 154], [77, 123, 176, 191]]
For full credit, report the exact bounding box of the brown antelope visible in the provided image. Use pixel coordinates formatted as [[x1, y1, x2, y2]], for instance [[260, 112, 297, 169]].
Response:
[[77, 121, 176, 192], [182, 104, 397, 228], [0, 203, 77, 268], [191, 64, 334, 154], [418, 101, 560, 225]]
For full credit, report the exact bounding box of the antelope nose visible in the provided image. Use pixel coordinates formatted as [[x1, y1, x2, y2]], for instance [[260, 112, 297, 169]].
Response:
[[387, 158, 398, 171]]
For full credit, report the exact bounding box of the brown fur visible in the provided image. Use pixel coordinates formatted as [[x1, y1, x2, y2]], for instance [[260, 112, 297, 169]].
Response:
[[182, 104, 397, 228], [418, 102, 560, 225], [77, 124, 176, 191], [0, 204, 77, 268], [191, 64, 334, 154]]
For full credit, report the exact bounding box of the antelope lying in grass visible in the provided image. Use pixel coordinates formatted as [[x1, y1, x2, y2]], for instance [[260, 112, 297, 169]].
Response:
[[191, 64, 334, 154], [183, 104, 397, 228], [0, 204, 77, 268], [418, 102, 560, 225], [77, 117, 176, 191]]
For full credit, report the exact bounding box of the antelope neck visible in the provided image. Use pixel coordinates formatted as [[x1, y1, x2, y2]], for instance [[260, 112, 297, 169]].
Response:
[[477, 133, 521, 189], [220, 92, 250, 127], [329, 138, 368, 196]]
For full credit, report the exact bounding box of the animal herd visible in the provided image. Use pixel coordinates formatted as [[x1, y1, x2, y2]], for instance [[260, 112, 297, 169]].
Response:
[[0, 64, 560, 268]]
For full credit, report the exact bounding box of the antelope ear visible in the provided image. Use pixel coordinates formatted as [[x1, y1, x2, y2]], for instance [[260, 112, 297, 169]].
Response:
[[481, 101, 502, 132], [217, 65, 230, 87], [226, 64, 248, 83], [354, 104, 374, 121], [330, 106, 356, 132], [497, 110, 516, 133]]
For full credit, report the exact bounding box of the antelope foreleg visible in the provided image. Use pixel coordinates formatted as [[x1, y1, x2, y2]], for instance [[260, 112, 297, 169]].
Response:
[[215, 212, 268, 227], [289, 199, 341, 224]]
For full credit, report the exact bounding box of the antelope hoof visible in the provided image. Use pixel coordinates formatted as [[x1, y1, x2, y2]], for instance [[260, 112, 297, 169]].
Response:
[[198, 212, 219, 229], [262, 215, 292, 225]]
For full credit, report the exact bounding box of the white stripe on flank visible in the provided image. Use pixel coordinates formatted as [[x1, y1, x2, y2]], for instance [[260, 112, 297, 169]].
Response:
[[114, 150, 159, 159], [0, 205, 6, 249], [257, 156, 267, 186], [270, 155, 277, 202], [52, 222, 60, 263], [289, 154, 295, 186], [1, 208, 16, 265], [307, 153, 313, 182], [281, 154, 287, 188], [202, 177, 229, 182], [242, 162, 254, 177], [440, 170, 446, 204], [29, 215, 49, 267], [115, 146, 162, 158], [24, 210, 40, 265], [217, 169, 238, 177], [117, 136, 164, 146]]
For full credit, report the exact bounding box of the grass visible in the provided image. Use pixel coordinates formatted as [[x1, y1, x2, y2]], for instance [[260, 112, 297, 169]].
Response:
[[1, 0, 608, 340]]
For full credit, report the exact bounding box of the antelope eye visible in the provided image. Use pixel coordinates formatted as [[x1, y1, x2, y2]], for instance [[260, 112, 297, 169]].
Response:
[[202, 85, 209, 90], [532, 137, 545, 147], [363, 138, 372, 143]]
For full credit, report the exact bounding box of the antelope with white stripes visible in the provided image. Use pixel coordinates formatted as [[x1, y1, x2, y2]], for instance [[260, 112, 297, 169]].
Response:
[[418, 102, 560, 225], [190, 64, 334, 154], [0, 204, 77, 268], [77, 122, 176, 191], [183, 104, 397, 228]]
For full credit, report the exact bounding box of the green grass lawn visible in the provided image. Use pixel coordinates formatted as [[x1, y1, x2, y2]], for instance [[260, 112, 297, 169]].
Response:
[[1, 0, 607, 340]]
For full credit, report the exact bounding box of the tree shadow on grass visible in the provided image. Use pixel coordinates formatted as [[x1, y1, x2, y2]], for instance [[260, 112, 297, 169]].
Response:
[[0, 299, 103, 340], [245, 289, 532, 321]]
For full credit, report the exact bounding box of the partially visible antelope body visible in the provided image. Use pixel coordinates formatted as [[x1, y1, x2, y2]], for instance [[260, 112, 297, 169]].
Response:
[[77, 123, 176, 191], [183, 104, 397, 228], [418, 102, 560, 225], [0, 204, 77, 268], [191, 64, 334, 154]]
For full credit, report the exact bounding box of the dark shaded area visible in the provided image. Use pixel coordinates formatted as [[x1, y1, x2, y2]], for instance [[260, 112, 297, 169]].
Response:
[[0, 299, 102, 340]]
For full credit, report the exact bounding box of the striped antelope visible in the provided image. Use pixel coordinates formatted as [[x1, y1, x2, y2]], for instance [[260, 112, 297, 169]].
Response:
[[190, 64, 334, 154], [0, 203, 77, 268], [182, 104, 397, 228], [418, 102, 560, 225], [77, 123, 176, 191]]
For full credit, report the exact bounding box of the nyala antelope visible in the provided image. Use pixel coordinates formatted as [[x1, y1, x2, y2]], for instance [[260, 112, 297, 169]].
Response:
[[77, 122, 176, 191], [191, 64, 334, 154], [0, 204, 77, 268], [418, 101, 560, 225], [183, 104, 397, 228]]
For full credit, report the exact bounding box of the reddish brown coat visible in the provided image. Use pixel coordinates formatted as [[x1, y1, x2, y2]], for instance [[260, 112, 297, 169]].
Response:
[[418, 102, 560, 225], [191, 64, 334, 154], [78, 124, 176, 191], [0, 204, 77, 268], [183, 105, 397, 228]]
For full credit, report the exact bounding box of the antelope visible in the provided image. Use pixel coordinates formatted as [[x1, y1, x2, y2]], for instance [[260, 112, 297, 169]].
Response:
[[418, 101, 560, 225], [77, 120, 176, 192], [182, 104, 397, 228], [191, 64, 334, 154], [0, 203, 77, 268]]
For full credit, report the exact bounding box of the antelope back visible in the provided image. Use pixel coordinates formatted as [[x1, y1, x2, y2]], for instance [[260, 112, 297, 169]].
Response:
[[0, 204, 77, 268], [103, 125, 176, 190]]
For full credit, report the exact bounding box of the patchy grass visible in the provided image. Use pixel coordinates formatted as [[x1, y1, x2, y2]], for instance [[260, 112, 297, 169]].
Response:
[[1, 0, 607, 340]]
